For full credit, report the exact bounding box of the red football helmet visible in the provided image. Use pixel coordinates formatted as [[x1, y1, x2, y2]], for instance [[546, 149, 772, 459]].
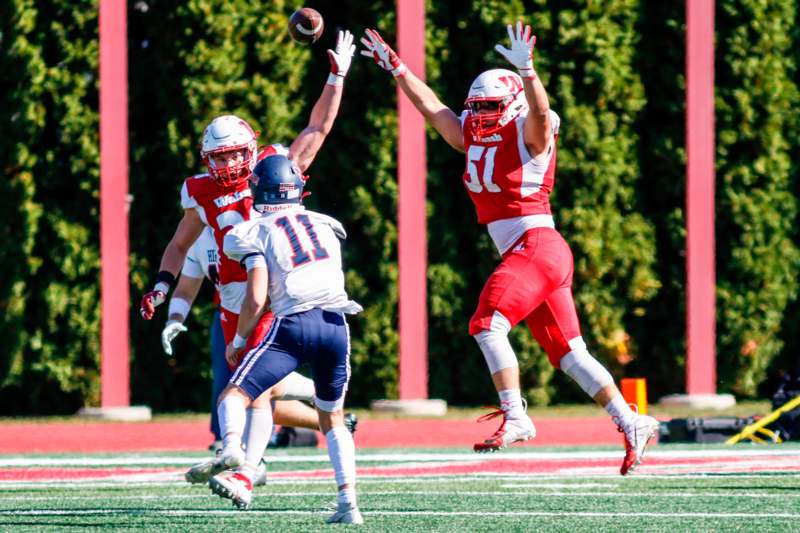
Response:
[[464, 69, 527, 137], [200, 115, 259, 186]]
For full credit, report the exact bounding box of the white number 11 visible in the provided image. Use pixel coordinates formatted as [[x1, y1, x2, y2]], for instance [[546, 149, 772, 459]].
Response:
[[465, 145, 500, 193]]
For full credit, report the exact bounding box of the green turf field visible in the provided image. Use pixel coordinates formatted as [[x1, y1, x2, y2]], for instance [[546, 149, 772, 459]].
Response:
[[1, 445, 799, 532]]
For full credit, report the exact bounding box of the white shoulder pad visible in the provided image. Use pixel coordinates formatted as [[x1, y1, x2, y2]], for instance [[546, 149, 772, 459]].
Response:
[[223, 218, 264, 263], [549, 110, 561, 136], [180, 180, 197, 210], [261, 143, 289, 158], [308, 211, 347, 240], [459, 109, 468, 128]]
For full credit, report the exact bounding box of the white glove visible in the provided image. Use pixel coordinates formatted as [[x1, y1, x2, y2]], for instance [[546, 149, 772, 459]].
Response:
[[161, 320, 188, 356], [494, 21, 537, 78], [327, 30, 356, 85], [359, 28, 407, 77]]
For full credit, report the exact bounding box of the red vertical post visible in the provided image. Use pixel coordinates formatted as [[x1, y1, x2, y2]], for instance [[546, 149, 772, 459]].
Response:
[[396, 0, 428, 399], [685, 0, 716, 395], [99, 0, 130, 407]]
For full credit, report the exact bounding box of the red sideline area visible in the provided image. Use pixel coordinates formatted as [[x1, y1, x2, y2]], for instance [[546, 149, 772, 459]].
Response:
[[0, 417, 626, 453]]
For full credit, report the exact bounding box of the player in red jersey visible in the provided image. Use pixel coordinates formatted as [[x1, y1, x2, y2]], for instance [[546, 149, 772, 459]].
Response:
[[362, 23, 658, 474], [141, 30, 356, 475]]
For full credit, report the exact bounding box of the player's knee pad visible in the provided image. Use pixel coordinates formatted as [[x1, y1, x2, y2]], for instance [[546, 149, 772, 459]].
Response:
[[473, 312, 518, 374], [558, 337, 614, 398]]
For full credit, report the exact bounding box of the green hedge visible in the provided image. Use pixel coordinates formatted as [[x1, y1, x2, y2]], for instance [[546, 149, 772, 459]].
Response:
[[1, 0, 798, 413]]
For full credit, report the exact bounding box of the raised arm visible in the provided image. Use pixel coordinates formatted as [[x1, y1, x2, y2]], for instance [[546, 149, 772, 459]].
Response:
[[495, 21, 551, 157], [140, 208, 205, 320], [360, 29, 464, 153], [289, 30, 355, 173]]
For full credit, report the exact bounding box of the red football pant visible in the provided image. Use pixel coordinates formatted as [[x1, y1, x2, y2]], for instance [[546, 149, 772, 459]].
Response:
[[220, 307, 275, 370], [468, 227, 581, 367]]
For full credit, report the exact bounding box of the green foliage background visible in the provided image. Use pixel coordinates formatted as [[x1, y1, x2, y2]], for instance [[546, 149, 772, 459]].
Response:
[[0, 0, 797, 413]]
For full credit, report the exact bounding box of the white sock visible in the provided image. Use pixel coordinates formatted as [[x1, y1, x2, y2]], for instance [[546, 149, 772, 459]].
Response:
[[243, 408, 273, 476], [337, 487, 356, 508], [498, 389, 525, 419], [605, 394, 636, 428], [325, 426, 356, 493], [237, 462, 257, 482], [218, 396, 246, 450]]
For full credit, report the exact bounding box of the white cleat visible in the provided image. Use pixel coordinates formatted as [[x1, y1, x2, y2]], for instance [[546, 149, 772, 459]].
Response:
[[474, 409, 536, 453], [326, 505, 364, 525], [253, 459, 267, 487], [209, 471, 253, 510], [619, 414, 659, 475], [185, 445, 245, 485]]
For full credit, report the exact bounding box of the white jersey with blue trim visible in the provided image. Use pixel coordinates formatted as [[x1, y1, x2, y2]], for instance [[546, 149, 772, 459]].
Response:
[[223, 206, 362, 318], [182, 226, 220, 284]]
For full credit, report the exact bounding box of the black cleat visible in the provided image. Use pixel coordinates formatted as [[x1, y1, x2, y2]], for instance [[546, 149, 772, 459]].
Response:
[[344, 412, 358, 435]]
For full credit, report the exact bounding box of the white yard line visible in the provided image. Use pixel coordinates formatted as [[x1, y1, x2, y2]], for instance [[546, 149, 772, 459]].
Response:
[[0, 472, 796, 490], [0, 508, 796, 519], [2, 448, 800, 467], [0, 490, 797, 503]]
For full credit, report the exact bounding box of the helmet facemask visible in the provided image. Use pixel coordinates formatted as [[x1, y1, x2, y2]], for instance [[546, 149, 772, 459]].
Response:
[[203, 144, 256, 187]]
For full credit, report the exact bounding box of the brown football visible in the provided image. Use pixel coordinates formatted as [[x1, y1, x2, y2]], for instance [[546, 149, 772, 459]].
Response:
[[288, 7, 324, 44]]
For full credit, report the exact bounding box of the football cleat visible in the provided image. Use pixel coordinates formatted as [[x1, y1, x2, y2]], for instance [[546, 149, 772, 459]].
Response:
[[253, 459, 268, 487], [473, 407, 536, 453], [344, 412, 358, 435], [326, 504, 364, 525], [184, 444, 244, 485], [209, 471, 253, 510], [618, 414, 659, 475]]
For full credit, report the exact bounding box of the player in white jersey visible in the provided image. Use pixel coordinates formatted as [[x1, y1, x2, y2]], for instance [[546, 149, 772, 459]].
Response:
[[160, 228, 319, 441], [209, 155, 363, 524], [160, 228, 358, 485]]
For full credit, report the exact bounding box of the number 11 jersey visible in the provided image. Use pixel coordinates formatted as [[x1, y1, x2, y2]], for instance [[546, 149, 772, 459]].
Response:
[[223, 206, 362, 318]]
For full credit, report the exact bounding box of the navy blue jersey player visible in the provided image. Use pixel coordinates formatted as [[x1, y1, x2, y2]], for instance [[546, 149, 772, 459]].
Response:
[[209, 154, 363, 524]]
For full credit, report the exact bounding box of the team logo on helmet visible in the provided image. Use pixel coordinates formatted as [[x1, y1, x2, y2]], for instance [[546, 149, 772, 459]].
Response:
[[464, 69, 528, 138]]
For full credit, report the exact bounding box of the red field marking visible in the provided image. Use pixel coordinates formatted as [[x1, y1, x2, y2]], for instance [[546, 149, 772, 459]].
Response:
[[0, 468, 172, 482], [1, 452, 799, 483], [270, 453, 800, 479], [0, 418, 624, 453]]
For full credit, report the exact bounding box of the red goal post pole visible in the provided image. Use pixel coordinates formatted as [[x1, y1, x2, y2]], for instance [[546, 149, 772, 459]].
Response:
[[99, 0, 130, 407], [396, 0, 429, 400], [685, 0, 717, 395]]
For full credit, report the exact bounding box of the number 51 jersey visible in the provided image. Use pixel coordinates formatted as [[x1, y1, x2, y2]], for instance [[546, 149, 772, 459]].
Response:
[[223, 206, 362, 318], [460, 109, 561, 225]]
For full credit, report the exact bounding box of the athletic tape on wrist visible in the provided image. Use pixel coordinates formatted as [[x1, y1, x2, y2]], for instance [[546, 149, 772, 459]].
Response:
[[232, 333, 247, 349], [519, 67, 537, 79], [155, 270, 176, 290], [391, 63, 407, 77], [326, 73, 344, 86], [167, 297, 191, 321]]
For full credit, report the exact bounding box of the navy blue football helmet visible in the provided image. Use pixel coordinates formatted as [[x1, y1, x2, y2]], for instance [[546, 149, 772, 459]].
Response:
[[250, 154, 305, 208]]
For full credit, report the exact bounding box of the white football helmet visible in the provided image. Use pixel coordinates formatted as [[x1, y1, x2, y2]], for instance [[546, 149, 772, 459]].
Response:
[[464, 68, 527, 137], [200, 115, 259, 186]]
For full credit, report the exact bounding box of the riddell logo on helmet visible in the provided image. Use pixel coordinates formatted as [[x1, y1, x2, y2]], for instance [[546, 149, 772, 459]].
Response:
[[213, 189, 252, 208]]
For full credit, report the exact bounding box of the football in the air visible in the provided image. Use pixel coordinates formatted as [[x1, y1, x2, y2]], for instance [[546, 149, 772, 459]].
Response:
[[288, 7, 324, 44]]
